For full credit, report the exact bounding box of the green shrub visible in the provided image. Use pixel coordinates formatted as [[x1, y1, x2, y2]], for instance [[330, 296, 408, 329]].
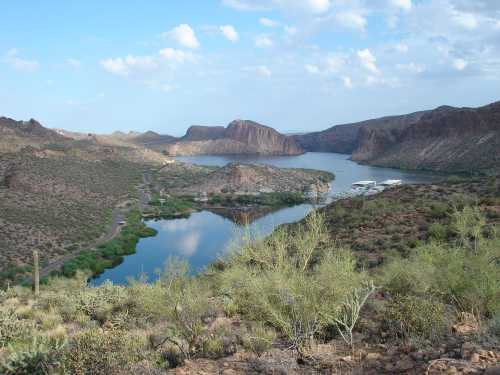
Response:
[[0, 337, 66, 375], [65, 329, 143, 375], [242, 322, 276, 358], [218, 212, 370, 356], [386, 295, 448, 340], [0, 306, 35, 347], [428, 202, 449, 219], [428, 223, 447, 241]]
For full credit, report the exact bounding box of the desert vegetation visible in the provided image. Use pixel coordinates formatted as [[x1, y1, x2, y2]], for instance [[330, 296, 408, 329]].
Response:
[[0, 202, 498, 373]]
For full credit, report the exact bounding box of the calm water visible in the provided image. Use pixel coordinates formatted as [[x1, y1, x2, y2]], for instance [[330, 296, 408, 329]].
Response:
[[92, 153, 439, 285]]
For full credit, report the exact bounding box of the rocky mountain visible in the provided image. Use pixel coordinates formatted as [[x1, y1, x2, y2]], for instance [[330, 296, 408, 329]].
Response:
[[351, 102, 500, 172], [0, 117, 172, 278], [164, 120, 304, 156], [182, 125, 226, 141], [295, 101, 500, 173], [1, 117, 69, 152], [293, 111, 427, 154]]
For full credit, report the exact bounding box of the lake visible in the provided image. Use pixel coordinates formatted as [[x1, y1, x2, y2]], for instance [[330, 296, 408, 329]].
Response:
[[92, 152, 439, 285]]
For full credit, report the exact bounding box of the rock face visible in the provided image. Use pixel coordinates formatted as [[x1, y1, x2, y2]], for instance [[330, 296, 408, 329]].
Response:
[[164, 120, 304, 156], [182, 125, 226, 141], [351, 102, 500, 172], [293, 111, 427, 154], [295, 100, 500, 173]]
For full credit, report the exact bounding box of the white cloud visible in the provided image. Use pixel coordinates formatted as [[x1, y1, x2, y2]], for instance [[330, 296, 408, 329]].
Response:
[[394, 43, 409, 53], [220, 25, 239, 42], [165, 24, 200, 49], [284, 25, 298, 35], [245, 65, 272, 77], [452, 11, 478, 30], [335, 11, 367, 31], [66, 58, 81, 68], [223, 0, 330, 14], [389, 0, 412, 12], [158, 48, 195, 63], [305, 64, 320, 74], [342, 76, 353, 89], [453, 58, 468, 71], [3, 49, 39, 73], [101, 55, 157, 76], [357, 49, 380, 74], [396, 62, 426, 74], [326, 55, 345, 73], [255, 34, 274, 48], [260, 17, 280, 27]]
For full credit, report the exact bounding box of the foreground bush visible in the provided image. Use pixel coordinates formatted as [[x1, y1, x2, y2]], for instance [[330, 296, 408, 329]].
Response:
[[218, 212, 371, 355]]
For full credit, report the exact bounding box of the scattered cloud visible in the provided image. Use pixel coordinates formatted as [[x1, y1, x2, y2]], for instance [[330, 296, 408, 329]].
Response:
[[260, 17, 280, 27], [305, 64, 320, 74], [357, 49, 380, 75], [396, 62, 426, 74], [222, 0, 330, 14], [159, 48, 196, 63], [342, 76, 353, 89], [389, 0, 412, 12], [164, 24, 200, 49], [255, 34, 274, 48], [101, 55, 157, 76], [284, 25, 298, 35], [335, 10, 367, 32], [66, 58, 82, 68], [453, 58, 468, 71], [220, 25, 239, 42], [244, 65, 272, 77], [3, 49, 39, 72]]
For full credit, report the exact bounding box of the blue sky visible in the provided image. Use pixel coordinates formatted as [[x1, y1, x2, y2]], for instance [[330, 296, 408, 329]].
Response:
[[1, 0, 499, 135]]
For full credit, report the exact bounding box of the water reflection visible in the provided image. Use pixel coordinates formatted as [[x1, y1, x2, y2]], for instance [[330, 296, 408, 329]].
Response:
[[92, 153, 439, 285]]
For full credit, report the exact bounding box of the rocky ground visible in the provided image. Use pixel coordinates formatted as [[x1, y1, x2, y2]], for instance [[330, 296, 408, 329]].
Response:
[[157, 162, 333, 196]]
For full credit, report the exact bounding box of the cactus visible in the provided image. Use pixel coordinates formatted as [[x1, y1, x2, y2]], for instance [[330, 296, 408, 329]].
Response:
[[33, 250, 40, 297]]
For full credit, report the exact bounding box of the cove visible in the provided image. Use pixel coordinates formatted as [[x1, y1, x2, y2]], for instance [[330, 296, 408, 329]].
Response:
[[92, 152, 439, 286]]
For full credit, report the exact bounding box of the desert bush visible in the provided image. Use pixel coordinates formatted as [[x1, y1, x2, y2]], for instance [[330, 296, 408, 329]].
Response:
[[386, 295, 448, 340], [0, 305, 35, 347], [65, 328, 144, 375], [160, 258, 213, 357], [218, 212, 370, 356], [0, 336, 66, 375], [427, 201, 450, 219], [428, 222, 447, 241], [242, 322, 276, 358], [382, 208, 499, 318]]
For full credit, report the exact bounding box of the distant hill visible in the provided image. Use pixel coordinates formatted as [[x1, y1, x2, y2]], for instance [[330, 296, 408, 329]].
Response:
[[164, 120, 304, 156], [293, 111, 428, 154], [294, 101, 500, 173]]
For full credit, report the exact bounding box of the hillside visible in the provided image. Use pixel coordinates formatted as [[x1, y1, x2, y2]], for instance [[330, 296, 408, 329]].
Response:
[[295, 101, 500, 173], [352, 102, 500, 172], [293, 111, 427, 154], [160, 162, 333, 196], [0, 176, 498, 374], [164, 120, 304, 156], [0, 118, 172, 284]]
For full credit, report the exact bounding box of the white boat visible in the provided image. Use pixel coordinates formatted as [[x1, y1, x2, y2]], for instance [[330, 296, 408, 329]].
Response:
[[379, 179, 402, 188], [350, 181, 377, 195]]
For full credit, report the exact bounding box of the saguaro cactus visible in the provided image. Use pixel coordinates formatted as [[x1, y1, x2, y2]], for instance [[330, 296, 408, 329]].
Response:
[[33, 250, 40, 296]]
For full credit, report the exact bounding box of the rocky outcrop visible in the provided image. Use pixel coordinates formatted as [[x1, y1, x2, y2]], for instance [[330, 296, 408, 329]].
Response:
[[293, 111, 427, 154], [169, 162, 333, 195], [165, 120, 304, 156], [351, 102, 500, 172], [182, 125, 226, 141]]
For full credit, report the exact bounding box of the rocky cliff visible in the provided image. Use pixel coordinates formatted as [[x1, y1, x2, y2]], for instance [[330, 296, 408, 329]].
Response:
[[351, 102, 500, 172], [182, 125, 226, 141], [293, 111, 427, 154], [164, 120, 304, 156]]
